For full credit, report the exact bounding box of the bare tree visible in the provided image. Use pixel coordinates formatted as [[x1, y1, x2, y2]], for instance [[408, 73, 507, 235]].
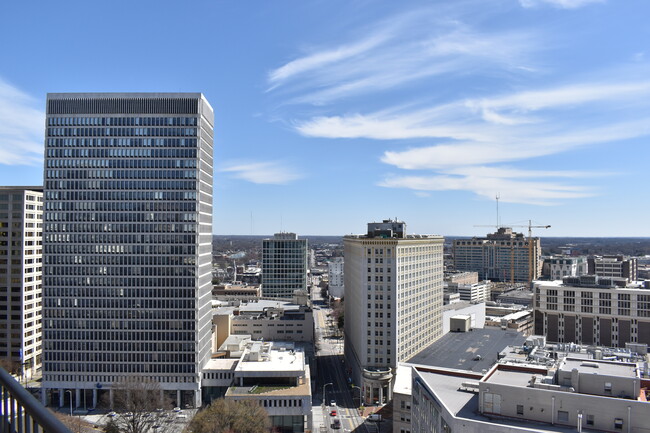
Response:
[[51, 410, 95, 433], [108, 378, 172, 433], [0, 358, 20, 375], [189, 399, 270, 433]]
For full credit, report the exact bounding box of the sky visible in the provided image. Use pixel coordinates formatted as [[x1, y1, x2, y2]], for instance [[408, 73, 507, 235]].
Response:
[[1, 0, 649, 237]]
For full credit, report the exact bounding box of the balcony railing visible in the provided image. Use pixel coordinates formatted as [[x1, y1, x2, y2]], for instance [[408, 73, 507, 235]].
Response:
[[0, 367, 71, 433]]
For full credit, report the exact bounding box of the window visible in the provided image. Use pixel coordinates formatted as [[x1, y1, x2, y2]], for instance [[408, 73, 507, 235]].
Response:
[[516, 405, 524, 415], [614, 418, 624, 430], [557, 410, 569, 423], [604, 382, 612, 392], [586, 414, 594, 425]]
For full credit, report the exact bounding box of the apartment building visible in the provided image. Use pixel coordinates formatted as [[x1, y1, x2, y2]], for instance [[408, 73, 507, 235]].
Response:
[[453, 228, 541, 283]]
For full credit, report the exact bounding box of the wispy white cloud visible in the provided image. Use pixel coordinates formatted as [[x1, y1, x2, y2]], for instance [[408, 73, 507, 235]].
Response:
[[0, 78, 44, 166], [518, 0, 604, 9], [221, 161, 303, 185], [267, 11, 538, 105], [379, 172, 595, 205], [296, 78, 650, 204]]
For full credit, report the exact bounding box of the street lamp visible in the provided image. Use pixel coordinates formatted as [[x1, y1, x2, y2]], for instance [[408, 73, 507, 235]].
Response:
[[351, 385, 363, 407], [65, 390, 73, 417], [322, 383, 333, 406]]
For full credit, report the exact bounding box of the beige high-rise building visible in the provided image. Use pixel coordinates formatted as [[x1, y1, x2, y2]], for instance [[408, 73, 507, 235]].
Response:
[[343, 220, 443, 405], [0, 187, 43, 381], [453, 227, 541, 283]]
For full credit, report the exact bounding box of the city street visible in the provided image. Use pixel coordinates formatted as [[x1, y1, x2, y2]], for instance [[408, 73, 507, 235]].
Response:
[[310, 279, 370, 433]]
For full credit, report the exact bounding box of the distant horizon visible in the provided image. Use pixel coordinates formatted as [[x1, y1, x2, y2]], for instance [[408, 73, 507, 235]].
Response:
[[212, 233, 650, 239]]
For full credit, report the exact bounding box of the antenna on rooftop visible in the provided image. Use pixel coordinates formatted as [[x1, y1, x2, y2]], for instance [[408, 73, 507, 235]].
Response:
[[496, 193, 501, 229]]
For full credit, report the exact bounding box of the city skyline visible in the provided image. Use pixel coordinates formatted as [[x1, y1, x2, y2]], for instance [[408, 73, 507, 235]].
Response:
[[1, 0, 650, 236]]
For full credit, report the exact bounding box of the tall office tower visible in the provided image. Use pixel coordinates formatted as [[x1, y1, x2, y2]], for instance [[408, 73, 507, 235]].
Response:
[[453, 227, 541, 283], [43, 93, 214, 409], [343, 220, 443, 404], [261, 233, 308, 298], [0, 187, 43, 382]]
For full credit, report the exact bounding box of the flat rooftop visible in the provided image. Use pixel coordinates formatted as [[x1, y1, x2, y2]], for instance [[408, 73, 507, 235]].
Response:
[[559, 358, 639, 378], [203, 358, 238, 371], [407, 328, 526, 372], [485, 368, 540, 387], [414, 367, 603, 433]]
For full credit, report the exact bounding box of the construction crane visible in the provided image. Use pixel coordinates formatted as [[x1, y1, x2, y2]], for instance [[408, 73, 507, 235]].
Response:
[[473, 220, 550, 283]]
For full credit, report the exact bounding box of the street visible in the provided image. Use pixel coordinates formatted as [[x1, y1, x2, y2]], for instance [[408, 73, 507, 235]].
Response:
[[310, 278, 370, 433]]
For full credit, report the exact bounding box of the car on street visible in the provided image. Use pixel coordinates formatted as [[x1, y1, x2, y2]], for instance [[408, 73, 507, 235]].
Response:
[[332, 418, 341, 429], [330, 400, 336, 407], [330, 409, 337, 416]]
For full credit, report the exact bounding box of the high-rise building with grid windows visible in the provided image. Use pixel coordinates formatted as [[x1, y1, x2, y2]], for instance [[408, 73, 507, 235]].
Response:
[[262, 233, 308, 298], [0, 187, 43, 383], [42, 93, 214, 409], [343, 220, 444, 405]]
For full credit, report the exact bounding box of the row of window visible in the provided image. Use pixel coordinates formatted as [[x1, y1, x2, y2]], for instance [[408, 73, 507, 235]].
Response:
[[47, 127, 197, 138], [45, 254, 195, 266], [43, 361, 196, 374], [45, 209, 197, 222], [44, 244, 197, 255], [48, 116, 199, 127]]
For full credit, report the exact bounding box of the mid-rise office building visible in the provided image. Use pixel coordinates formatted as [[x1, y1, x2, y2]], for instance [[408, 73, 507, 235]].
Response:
[[0, 187, 43, 381], [262, 233, 308, 298], [42, 93, 214, 408], [453, 227, 541, 283], [534, 275, 650, 347], [327, 257, 344, 298], [588, 255, 638, 281], [343, 219, 443, 404]]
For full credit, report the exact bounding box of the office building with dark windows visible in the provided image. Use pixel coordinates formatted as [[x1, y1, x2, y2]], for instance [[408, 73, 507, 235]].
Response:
[[42, 93, 214, 409], [262, 233, 308, 299]]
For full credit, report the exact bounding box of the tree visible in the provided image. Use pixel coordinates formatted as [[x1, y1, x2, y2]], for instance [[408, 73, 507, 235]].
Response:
[[107, 378, 172, 433], [189, 399, 270, 433], [331, 298, 344, 330], [0, 358, 20, 375], [51, 411, 95, 433]]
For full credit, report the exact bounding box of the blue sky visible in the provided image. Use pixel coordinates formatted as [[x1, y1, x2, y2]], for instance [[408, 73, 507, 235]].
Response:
[[1, 0, 649, 236]]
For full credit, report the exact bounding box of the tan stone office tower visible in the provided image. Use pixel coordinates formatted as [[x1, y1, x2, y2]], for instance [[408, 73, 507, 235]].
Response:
[[42, 93, 214, 409], [343, 220, 443, 404]]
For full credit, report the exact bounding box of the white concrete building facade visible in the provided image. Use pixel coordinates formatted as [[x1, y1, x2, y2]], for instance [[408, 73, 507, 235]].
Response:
[[0, 187, 43, 381], [42, 93, 214, 408]]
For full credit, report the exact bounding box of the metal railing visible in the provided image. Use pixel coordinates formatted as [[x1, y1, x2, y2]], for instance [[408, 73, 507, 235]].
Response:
[[0, 367, 71, 433]]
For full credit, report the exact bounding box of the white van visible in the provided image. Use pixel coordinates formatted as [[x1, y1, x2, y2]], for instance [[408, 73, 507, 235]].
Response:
[[368, 414, 382, 421]]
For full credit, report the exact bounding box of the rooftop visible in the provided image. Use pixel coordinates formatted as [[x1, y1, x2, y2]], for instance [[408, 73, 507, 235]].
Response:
[[407, 328, 526, 373], [559, 357, 639, 378]]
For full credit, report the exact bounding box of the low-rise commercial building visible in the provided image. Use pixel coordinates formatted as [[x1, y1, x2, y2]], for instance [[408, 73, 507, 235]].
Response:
[[202, 340, 312, 432], [213, 299, 314, 344], [411, 356, 650, 433]]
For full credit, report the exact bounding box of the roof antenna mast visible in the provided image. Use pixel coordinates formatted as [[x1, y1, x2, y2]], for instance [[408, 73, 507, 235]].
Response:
[[496, 193, 500, 229]]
